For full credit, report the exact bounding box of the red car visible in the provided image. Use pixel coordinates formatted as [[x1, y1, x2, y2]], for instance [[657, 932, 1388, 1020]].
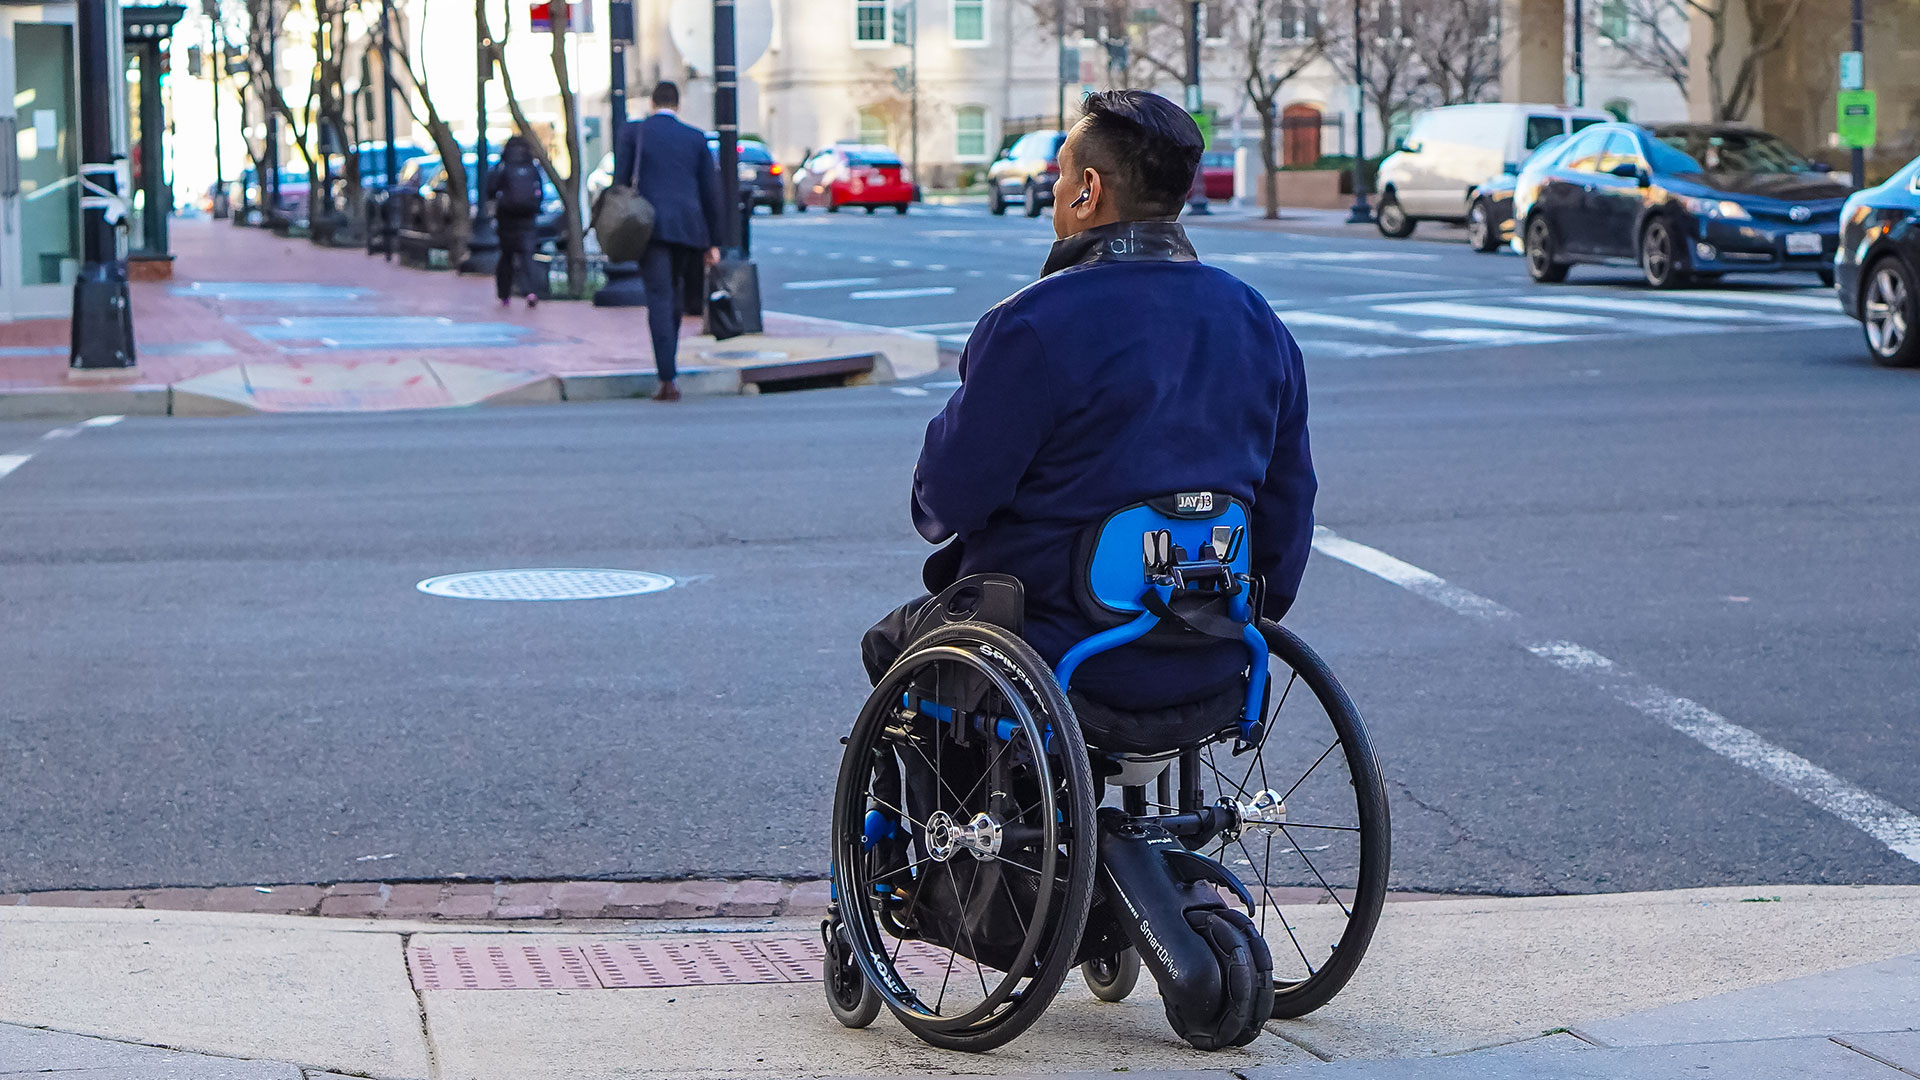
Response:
[[792, 144, 915, 214], [1200, 151, 1235, 200]]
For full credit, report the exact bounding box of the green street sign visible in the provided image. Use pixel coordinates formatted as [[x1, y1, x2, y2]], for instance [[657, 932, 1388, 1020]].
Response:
[[1837, 90, 1876, 149], [1190, 110, 1214, 151]]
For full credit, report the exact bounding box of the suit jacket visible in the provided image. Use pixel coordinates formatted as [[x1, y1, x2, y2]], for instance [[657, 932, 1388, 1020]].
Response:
[[617, 112, 723, 250]]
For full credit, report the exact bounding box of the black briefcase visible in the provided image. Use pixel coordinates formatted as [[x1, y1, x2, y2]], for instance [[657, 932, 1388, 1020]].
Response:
[[704, 258, 763, 340]]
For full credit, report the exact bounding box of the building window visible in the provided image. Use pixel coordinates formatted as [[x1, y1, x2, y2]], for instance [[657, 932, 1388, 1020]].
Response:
[[1079, 3, 1108, 43], [855, 0, 889, 45], [1598, 0, 1629, 42], [953, 0, 986, 43], [1200, 1, 1226, 42], [858, 108, 889, 146], [1275, 0, 1321, 40], [956, 106, 988, 159]]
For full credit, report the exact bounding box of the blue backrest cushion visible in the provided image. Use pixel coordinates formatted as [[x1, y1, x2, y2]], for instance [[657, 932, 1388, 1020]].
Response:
[[1074, 493, 1252, 628]]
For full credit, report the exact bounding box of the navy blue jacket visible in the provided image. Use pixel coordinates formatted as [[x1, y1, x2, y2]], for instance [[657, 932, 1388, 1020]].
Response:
[[618, 112, 723, 249], [912, 221, 1315, 710]]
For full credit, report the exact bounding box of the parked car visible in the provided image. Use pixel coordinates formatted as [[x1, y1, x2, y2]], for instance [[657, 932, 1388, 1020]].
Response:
[[707, 135, 786, 213], [1464, 132, 1571, 253], [792, 144, 914, 213], [233, 167, 310, 220], [422, 150, 567, 246], [1200, 150, 1236, 201], [987, 129, 1065, 217], [1518, 122, 1852, 288], [1375, 102, 1611, 237], [1836, 152, 1920, 367]]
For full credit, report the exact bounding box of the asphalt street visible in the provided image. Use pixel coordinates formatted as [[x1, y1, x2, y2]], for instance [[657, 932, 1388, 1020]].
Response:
[[3, 207, 1917, 897]]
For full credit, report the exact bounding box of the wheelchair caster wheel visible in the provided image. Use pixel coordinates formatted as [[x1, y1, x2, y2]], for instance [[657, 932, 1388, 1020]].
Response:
[[1082, 947, 1142, 1002], [824, 920, 882, 1029]]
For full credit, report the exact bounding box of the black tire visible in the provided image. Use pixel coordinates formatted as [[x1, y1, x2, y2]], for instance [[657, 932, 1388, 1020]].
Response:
[[770, 199, 785, 216], [1466, 197, 1500, 253], [1186, 623, 1390, 1021], [1817, 268, 1836, 288], [988, 183, 1007, 216], [1375, 193, 1415, 238], [824, 916, 884, 1028], [1023, 181, 1044, 218], [794, 196, 808, 213], [895, 204, 909, 215], [1640, 217, 1692, 289], [865, 205, 877, 215], [1081, 947, 1141, 1002], [827, 202, 840, 213], [1862, 256, 1919, 368], [831, 622, 1099, 1052], [1524, 215, 1569, 283]]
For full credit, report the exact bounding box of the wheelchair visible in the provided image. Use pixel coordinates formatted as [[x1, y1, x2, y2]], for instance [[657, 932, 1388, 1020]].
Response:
[[822, 493, 1391, 1051]]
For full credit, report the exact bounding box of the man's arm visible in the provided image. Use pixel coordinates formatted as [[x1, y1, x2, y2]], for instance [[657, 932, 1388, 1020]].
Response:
[[1250, 323, 1317, 622], [911, 310, 1054, 543], [695, 130, 724, 250]]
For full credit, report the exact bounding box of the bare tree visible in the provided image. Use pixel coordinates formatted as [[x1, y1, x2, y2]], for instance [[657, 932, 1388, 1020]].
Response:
[[1595, 0, 1690, 101], [490, 0, 587, 295], [1685, 0, 1811, 121], [1013, 1, 1201, 96], [391, 2, 471, 265], [1409, 0, 1499, 106], [1228, 0, 1326, 219], [242, 0, 320, 189], [1328, 0, 1427, 146]]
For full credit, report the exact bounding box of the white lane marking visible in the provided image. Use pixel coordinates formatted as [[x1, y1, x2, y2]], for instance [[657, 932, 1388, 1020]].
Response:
[[889, 259, 914, 267], [926, 380, 962, 389], [40, 426, 82, 440], [849, 286, 958, 300], [925, 263, 948, 271], [856, 255, 877, 263], [1311, 525, 1920, 867], [782, 277, 879, 290], [1415, 327, 1571, 345], [897, 321, 977, 332], [83, 415, 125, 427], [0, 454, 32, 479], [966, 269, 984, 277], [37, 415, 120, 441], [1277, 310, 1565, 347], [1377, 301, 1614, 328], [825, 252, 844, 259], [1519, 295, 1764, 321], [1277, 310, 1390, 333], [1685, 289, 1842, 312], [1005, 273, 1030, 282], [891, 386, 930, 397], [1294, 339, 1408, 359]]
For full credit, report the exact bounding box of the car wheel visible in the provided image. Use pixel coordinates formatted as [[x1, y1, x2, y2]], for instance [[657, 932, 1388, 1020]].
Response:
[[1024, 181, 1044, 218], [1524, 216, 1569, 283], [1640, 218, 1692, 289], [895, 204, 908, 215], [1817, 268, 1836, 288], [770, 199, 785, 215], [1466, 198, 1499, 253], [1376, 193, 1415, 238], [865, 205, 876, 214], [1862, 256, 1918, 368], [827, 200, 840, 213], [988, 183, 1006, 216]]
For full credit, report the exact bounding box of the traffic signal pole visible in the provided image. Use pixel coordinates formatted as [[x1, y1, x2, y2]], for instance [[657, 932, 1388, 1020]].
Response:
[[70, 0, 137, 371], [1849, 0, 1865, 188]]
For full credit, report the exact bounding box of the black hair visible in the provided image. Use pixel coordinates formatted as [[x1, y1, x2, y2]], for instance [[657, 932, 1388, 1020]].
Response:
[[651, 81, 680, 108], [1072, 89, 1203, 217]]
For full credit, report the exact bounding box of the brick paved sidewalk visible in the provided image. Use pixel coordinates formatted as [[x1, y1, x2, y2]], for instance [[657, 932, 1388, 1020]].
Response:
[[1, 218, 934, 414]]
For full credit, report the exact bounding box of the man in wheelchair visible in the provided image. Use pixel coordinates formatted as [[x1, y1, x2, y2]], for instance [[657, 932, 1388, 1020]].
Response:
[[828, 90, 1387, 1054]]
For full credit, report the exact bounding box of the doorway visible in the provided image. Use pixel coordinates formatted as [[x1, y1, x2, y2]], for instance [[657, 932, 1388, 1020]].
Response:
[[1281, 104, 1322, 168], [1, 8, 80, 322]]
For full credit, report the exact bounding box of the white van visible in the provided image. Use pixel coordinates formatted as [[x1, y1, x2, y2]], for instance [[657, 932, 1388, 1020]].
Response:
[[1374, 103, 1612, 237]]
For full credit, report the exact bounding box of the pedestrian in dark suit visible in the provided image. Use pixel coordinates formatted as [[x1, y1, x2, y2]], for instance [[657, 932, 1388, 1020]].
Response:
[[486, 136, 545, 307], [615, 81, 723, 402]]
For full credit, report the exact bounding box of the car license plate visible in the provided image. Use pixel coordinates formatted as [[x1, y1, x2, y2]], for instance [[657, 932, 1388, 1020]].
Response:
[[1786, 232, 1822, 256]]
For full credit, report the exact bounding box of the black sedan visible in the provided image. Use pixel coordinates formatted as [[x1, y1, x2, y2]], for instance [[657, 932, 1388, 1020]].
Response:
[[706, 135, 786, 213], [1466, 132, 1569, 253], [1837, 153, 1920, 367], [1517, 122, 1853, 288]]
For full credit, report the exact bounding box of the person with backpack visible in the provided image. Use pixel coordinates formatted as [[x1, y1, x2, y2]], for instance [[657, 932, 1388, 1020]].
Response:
[[487, 136, 546, 308]]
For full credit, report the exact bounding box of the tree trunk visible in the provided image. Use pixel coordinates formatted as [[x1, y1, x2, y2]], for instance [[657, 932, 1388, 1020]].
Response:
[[550, 5, 586, 295], [1258, 102, 1280, 220]]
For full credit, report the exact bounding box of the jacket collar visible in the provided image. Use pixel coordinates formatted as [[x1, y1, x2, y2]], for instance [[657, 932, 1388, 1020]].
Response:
[[1040, 219, 1198, 278]]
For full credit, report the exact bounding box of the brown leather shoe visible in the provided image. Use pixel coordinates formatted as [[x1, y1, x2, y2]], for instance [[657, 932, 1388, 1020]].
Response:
[[651, 381, 681, 402]]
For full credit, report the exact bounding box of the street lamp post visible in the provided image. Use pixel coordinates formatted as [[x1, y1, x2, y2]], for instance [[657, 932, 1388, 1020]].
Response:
[[1849, 0, 1865, 188], [378, 0, 398, 260], [592, 0, 647, 305], [262, 0, 281, 229], [1054, 0, 1066, 127], [1570, 0, 1585, 106], [1184, 0, 1208, 214], [1345, 0, 1373, 224], [70, 0, 137, 371], [714, 0, 741, 253], [463, 0, 498, 274], [208, 3, 229, 218]]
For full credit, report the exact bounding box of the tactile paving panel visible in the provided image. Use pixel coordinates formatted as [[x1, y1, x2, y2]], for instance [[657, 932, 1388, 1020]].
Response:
[[586, 938, 787, 988], [408, 942, 599, 991]]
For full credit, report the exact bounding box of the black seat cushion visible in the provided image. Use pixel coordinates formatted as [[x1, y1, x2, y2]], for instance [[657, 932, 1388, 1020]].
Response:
[[1069, 680, 1244, 755]]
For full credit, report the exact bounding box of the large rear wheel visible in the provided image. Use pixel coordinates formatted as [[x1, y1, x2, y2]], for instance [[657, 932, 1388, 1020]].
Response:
[[831, 622, 1098, 1052], [1525, 216, 1569, 283]]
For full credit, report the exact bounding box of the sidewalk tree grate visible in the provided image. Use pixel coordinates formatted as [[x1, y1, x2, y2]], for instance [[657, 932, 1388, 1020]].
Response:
[[408, 942, 599, 990], [408, 936, 999, 992], [415, 569, 676, 602]]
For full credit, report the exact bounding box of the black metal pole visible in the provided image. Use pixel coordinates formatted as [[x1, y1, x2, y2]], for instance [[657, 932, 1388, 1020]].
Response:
[[464, 0, 497, 272], [211, 12, 228, 218], [1571, 0, 1585, 107], [379, 0, 398, 259], [70, 0, 136, 370], [1184, 0, 1208, 214], [713, 0, 741, 253], [263, 1, 281, 226], [1346, 0, 1372, 223], [1849, 0, 1865, 188], [1054, 0, 1065, 127], [592, 0, 647, 306], [908, 0, 918, 188]]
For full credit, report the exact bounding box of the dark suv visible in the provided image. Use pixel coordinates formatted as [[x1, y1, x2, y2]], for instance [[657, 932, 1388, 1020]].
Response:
[[987, 130, 1065, 217]]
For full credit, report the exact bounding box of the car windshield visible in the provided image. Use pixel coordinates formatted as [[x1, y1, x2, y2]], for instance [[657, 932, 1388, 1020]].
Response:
[[1645, 138, 1706, 175], [1655, 131, 1813, 174], [1201, 152, 1233, 168], [1522, 133, 1569, 166]]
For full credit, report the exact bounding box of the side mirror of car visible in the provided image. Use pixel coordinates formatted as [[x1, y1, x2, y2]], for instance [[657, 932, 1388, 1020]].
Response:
[[1609, 163, 1648, 185], [1503, 161, 1520, 176]]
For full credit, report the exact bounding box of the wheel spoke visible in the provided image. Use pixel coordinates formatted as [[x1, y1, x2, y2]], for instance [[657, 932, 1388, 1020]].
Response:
[[1277, 740, 1341, 806], [1280, 824, 1352, 918]]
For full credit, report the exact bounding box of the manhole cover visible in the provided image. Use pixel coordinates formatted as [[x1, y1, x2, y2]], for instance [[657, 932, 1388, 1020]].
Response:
[[416, 568, 676, 601]]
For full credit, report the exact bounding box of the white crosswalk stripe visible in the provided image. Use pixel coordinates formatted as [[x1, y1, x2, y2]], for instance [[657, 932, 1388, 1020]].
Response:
[[1377, 301, 1614, 327], [1684, 289, 1842, 312], [1518, 294, 1768, 320]]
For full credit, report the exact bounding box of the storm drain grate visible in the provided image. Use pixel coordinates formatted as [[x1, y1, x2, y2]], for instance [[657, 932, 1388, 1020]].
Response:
[[408, 942, 600, 990], [415, 568, 676, 601], [408, 935, 992, 991]]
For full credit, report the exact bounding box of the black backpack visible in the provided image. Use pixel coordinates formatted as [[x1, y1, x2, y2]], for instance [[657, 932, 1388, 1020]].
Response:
[[497, 162, 543, 215]]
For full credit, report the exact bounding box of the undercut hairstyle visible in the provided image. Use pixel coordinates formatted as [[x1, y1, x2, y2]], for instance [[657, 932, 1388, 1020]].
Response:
[[1074, 90, 1204, 218], [652, 81, 680, 108]]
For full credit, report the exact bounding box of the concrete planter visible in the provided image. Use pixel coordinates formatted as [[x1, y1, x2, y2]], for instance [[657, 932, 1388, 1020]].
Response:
[[1267, 169, 1349, 210]]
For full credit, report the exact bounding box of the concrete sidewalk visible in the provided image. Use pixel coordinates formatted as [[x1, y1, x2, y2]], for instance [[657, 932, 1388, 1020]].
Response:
[[0, 220, 938, 419], [3, 885, 1917, 1078]]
